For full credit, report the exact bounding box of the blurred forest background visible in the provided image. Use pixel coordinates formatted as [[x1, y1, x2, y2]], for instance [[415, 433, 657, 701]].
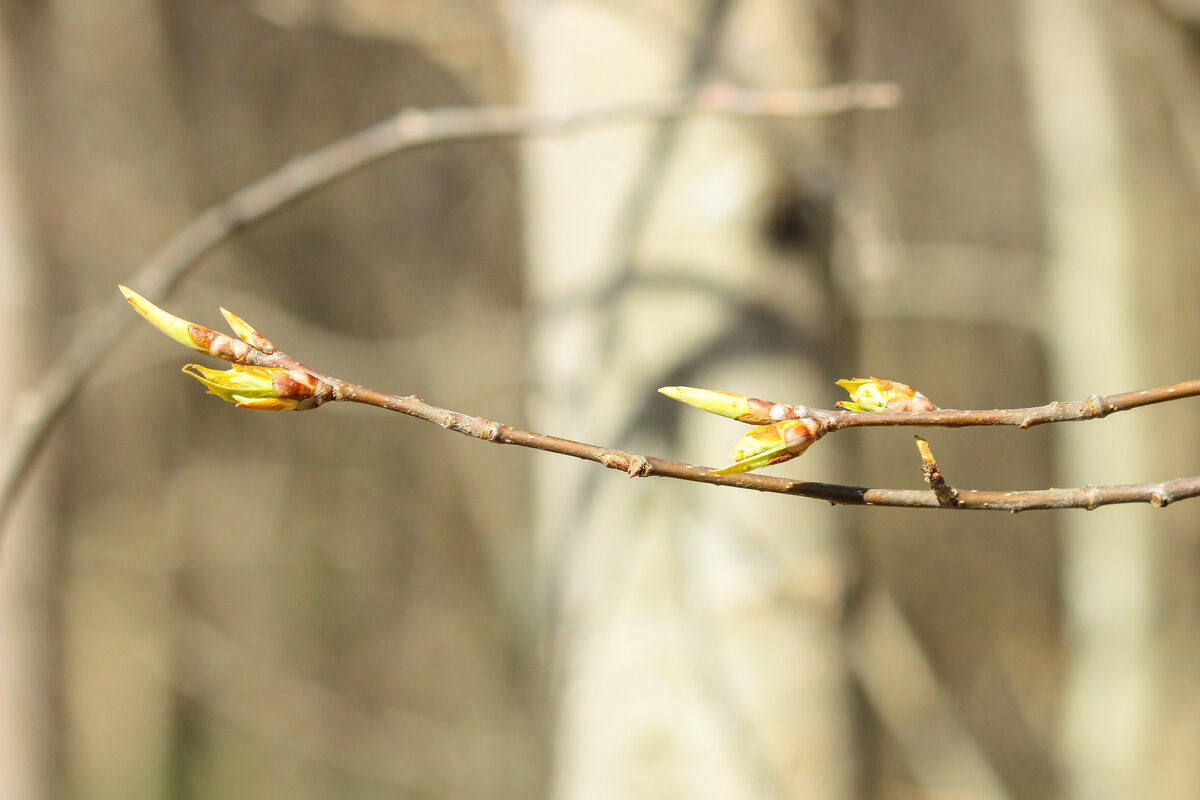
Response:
[[3, 0, 1200, 798]]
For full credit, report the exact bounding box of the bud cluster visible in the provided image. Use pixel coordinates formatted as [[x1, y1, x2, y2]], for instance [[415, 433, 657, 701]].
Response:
[[120, 285, 330, 411], [660, 376, 936, 474]]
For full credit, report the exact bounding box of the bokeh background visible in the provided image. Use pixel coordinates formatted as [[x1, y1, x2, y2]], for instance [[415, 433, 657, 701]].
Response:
[[2, 1, 1200, 798]]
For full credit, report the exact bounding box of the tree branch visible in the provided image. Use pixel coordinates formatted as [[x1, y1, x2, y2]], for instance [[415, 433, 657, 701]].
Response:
[[105, 287, 1200, 515], [0, 81, 900, 536], [329, 381, 1200, 512], [778, 380, 1200, 429]]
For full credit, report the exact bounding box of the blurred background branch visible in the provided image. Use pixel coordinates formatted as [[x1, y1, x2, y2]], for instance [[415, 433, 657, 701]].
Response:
[[0, 79, 899, 539]]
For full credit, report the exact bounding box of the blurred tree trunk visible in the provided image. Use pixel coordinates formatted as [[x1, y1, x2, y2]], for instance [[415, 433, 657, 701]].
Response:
[[521, 1, 854, 797], [841, 2, 1060, 797], [1123, 8, 1200, 795], [1020, 2, 1156, 797], [844, 2, 1200, 798], [1, 2, 536, 798], [0, 12, 60, 799], [1023, 2, 1200, 798], [2, 2, 196, 797]]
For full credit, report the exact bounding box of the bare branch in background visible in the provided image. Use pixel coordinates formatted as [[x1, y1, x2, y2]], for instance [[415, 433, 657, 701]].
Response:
[[0, 81, 900, 537], [849, 587, 1014, 800]]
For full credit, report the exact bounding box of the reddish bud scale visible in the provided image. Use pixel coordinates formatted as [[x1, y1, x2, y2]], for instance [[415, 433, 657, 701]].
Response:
[[187, 325, 253, 362], [741, 397, 804, 425], [221, 307, 276, 354], [271, 370, 328, 409]]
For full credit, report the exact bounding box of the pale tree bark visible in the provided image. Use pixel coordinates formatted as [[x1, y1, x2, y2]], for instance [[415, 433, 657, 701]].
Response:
[[1020, 1, 1155, 797], [1121, 6, 1200, 795], [521, 1, 853, 797]]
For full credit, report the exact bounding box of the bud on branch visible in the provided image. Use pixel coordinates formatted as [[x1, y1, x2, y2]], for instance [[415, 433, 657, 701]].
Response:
[[115, 283, 1200, 512], [182, 364, 326, 411], [715, 418, 825, 475], [835, 378, 937, 413], [660, 376, 936, 474], [119, 285, 330, 410]]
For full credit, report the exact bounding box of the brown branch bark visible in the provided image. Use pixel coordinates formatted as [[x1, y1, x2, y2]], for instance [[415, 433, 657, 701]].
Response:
[[343, 394, 1200, 511], [78, 289, 1200, 516], [782, 379, 1200, 429], [0, 81, 899, 536], [324, 373, 1200, 512]]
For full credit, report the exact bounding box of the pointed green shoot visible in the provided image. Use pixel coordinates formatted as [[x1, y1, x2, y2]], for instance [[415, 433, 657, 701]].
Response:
[[119, 285, 211, 353], [659, 386, 754, 421], [712, 443, 796, 475], [220, 307, 275, 354]]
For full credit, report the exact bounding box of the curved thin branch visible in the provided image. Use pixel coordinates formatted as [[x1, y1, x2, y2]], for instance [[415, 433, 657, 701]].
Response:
[[0, 81, 900, 536], [762, 380, 1200, 430], [826, 380, 1200, 429], [329, 382, 1200, 512]]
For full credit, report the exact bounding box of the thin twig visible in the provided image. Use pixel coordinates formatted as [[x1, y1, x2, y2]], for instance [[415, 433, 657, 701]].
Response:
[[0, 81, 901, 534], [913, 436, 960, 507], [327, 379, 1200, 512], [785, 380, 1200, 430]]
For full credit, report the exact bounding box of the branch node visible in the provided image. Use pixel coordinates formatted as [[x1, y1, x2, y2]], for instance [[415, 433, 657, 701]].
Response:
[[769, 403, 793, 422], [1150, 486, 1173, 508], [465, 417, 500, 441], [1086, 394, 1107, 419], [598, 451, 650, 477]]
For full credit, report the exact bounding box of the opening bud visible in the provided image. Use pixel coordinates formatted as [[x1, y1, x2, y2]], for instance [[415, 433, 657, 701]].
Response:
[[182, 364, 328, 411], [712, 418, 825, 475], [120, 285, 254, 362], [658, 386, 783, 424], [835, 377, 936, 413]]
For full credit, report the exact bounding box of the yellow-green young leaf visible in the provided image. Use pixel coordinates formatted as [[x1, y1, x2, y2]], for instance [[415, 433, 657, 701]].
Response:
[[835, 377, 936, 412], [659, 386, 754, 420], [121, 285, 260, 362], [119, 285, 211, 354], [712, 418, 824, 475], [182, 364, 325, 411]]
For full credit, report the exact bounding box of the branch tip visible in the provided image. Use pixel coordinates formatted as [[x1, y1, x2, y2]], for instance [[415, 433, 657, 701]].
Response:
[[119, 285, 211, 354], [913, 435, 959, 507], [220, 307, 276, 353]]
